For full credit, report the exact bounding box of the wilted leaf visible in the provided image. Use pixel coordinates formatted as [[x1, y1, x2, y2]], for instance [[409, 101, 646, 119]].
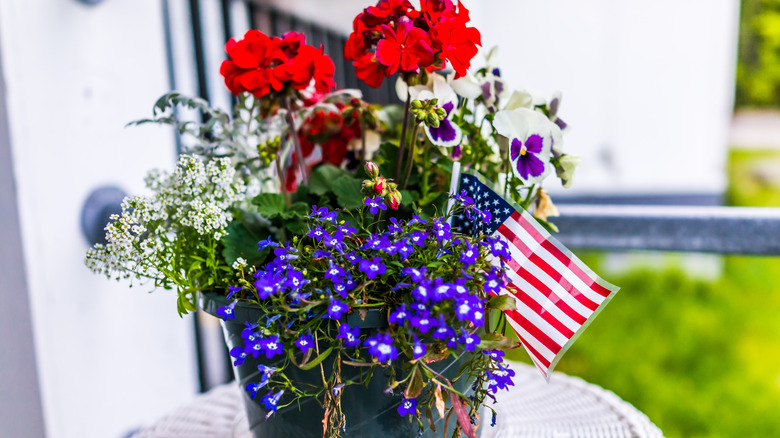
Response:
[[404, 367, 424, 399], [486, 294, 517, 311], [433, 384, 446, 419], [477, 333, 520, 350]]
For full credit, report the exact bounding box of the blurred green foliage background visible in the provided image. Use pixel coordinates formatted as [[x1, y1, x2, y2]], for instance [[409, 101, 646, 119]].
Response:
[[737, 0, 780, 107], [506, 149, 780, 437]]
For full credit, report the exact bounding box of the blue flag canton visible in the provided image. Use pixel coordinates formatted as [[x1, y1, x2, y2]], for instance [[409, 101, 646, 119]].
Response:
[[452, 174, 515, 236]]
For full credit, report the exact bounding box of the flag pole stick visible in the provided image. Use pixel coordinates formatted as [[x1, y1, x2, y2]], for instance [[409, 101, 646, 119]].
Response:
[[446, 161, 462, 225]]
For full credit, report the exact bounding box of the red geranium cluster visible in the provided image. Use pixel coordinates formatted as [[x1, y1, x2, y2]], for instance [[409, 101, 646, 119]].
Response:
[[220, 30, 336, 98], [285, 102, 363, 190], [344, 0, 481, 88]]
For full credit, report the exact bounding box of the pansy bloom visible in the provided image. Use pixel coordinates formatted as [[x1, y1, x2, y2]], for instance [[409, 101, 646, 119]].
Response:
[[493, 107, 556, 184]]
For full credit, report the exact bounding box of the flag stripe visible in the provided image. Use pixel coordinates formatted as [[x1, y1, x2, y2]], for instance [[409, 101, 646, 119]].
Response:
[[500, 228, 592, 320], [514, 211, 613, 298], [500, 221, 600, 311], [503, 256, 589, 325], [504, 316, 554, 368], [503, 215, 608, 306], [501, 267, 582, 333], [506, 282, 575, 339], [504, 295, 569, 349]]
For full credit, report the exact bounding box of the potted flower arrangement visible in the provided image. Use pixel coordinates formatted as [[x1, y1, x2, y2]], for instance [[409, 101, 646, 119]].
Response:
[[85, 1, 616, 437]]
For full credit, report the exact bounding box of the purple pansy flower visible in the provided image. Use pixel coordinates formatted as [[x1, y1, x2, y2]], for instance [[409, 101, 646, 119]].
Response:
[[492, 107, 555, 184], [426, 100, 462, 147]]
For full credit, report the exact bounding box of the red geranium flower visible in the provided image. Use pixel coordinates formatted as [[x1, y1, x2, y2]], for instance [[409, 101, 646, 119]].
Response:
[[220, 30, 336, 98], [375, 17, 434, 75]]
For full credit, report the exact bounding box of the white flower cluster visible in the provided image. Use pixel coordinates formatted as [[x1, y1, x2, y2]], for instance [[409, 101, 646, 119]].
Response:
[[85, 155, 247, 283]]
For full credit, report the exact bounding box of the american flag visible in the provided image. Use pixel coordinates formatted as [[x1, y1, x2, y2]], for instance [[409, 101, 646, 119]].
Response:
[[452, 172, 619, 380]]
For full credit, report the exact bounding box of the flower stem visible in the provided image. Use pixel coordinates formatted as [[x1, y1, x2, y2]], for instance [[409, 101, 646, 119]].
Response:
[[395, 92, 412, 181], [275, 153, 292, 208], [401, 121, 420, 190], [280, 95, 309, 186]]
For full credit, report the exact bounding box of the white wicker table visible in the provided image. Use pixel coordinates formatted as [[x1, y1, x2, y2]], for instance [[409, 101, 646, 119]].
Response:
[[133, 362, 663, 438]]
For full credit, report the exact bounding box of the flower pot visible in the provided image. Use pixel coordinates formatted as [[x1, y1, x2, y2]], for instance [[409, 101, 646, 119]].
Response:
[[200, 292, 474, 438]]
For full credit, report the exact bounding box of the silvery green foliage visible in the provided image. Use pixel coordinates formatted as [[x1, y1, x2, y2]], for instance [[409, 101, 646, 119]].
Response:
[[85, 155, 246, 291]]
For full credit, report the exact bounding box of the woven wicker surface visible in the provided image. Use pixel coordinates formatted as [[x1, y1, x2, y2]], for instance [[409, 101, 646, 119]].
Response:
[[133, 361, 663, 438]]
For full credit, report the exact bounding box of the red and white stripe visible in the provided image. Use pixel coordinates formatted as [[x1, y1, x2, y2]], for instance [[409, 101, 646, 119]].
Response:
[[493, 210, 619, 380]]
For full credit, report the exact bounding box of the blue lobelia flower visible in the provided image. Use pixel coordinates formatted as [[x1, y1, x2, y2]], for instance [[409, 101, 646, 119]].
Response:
[[254, 276, 278, 300], [454, 295, 485, 325], [359, 257, 386, 280], [411, 280, 432, 302], [259, 335, 284, 359], [431, 278, 454, 302], [412, 337, 427, 360], [326, 297, 349, 320], [216, 300, 237, 321], [452, 278, 469, 297], [227, 285, 242, 299], [337, 323, 361, 347], [324, 260, 346, 284], [388, 304, 410, 325], [408, 230, 428, 247], [397, 397, 417, 417], [289, 290, 312, 307], [364, 234, 391, 252], [483, 235, 511, 261], [432, 316, 455, 341], [397, 241, 414, 260], [257, 238, 279, 251], [408, 214, 427, 225], [246, 380, 269, 399], [310, 205, 337, 222], [433, 219, 452, 241], [388, 217, 403, 234], [338, 222, 357, 236], [459, 328, 481, 352], [312, 249, 332, 259], [402, 266, 428, 283], [230, 346, 248, 366], [262, 390, 285, 414], [459, 241, 479, 266], [410, 313, 437, 334], [283, 270, 309, 291], [323, 230, 346, 253], [345, 251, 361, 265], [364, 196, 387, 215], [296, 333, 315, 354], [453, 190, 475, 207], [483, 350, 505, 363], [307, 225, 327, 242], [366, 333, 398, 362], [483, 267, 506, 295]]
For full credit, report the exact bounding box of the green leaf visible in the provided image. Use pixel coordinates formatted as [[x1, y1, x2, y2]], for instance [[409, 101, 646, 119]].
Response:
[[486, 294, 517, 311], [298, 346, 333, 370], [308, 164, 349, 196], [284, 219, 308, 235], [376, 142, 400, 178], [477, 333, 519, 350], [280, 202, 309, 219], [252, 193, 286, 219], [404, 367, 425, 399], [221, 221, 269, 267], [332, 176, 364, 209], [400, 190, 418, 207]]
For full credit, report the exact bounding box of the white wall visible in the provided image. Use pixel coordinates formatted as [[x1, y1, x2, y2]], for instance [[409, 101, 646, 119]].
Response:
[[0, 0, 198, 437], [270, 0, 739, 198], [469, 0, 740, 197]]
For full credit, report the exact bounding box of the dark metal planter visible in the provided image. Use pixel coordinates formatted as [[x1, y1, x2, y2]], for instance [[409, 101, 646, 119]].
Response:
[[200, 292, 473, 438]]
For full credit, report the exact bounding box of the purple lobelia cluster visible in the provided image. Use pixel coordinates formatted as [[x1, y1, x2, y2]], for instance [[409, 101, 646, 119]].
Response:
[[215, 195, 521, 436]]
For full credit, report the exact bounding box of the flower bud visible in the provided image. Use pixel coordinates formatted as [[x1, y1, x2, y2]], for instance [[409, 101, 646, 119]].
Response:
[[365, 161, 380, 178], [387, 188, 402, 210], [411, 99, 423, 110], [533, 188, 559, 221], [374, 176, 388, 196]]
